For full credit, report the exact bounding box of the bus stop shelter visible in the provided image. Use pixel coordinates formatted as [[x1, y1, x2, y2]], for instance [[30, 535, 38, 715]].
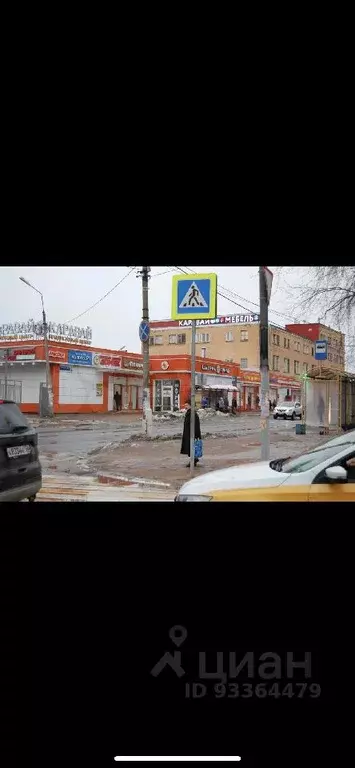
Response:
[[304, 367, 355, 432]]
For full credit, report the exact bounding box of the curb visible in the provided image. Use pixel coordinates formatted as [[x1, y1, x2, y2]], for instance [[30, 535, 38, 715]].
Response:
[[95, 471, 171, 489]]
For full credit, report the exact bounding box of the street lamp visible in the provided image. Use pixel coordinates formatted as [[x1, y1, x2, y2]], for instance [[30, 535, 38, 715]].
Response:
[[19, 276, 53, 417]]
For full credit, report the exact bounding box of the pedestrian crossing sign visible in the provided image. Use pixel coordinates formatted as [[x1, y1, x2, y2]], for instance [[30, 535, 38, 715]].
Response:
[[171, 273, 218, 320]]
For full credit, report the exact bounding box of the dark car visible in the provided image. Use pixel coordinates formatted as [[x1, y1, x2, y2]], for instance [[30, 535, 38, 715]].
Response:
[[0, 400, 42, 502]]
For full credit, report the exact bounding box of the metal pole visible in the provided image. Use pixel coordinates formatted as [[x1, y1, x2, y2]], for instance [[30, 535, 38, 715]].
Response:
[[190, 320, 196, 474], [141, 266, 152, 437], [4, 348, 9, 399], [259, 267, 270, 460], [42, 299, 53, 416]]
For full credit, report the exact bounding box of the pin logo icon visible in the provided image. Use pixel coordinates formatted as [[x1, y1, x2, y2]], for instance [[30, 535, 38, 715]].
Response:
[[150, 626, 188, 678]]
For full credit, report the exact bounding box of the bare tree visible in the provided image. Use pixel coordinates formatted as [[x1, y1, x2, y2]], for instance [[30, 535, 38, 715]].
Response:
[[274, 266, 355, 370]]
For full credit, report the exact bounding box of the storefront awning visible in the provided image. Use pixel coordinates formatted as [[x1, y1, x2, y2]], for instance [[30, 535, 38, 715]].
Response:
[[204, 384, 237, 391]]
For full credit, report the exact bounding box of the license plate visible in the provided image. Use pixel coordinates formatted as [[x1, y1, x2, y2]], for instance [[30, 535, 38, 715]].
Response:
[[6, 445, 31, 458]]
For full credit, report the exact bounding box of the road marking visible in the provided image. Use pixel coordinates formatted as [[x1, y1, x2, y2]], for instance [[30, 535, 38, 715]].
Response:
[[113, 759, 242, 763]]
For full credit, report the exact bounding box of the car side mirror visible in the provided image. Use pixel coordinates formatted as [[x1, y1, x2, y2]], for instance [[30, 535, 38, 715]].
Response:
[[325, 466, 348, 483]]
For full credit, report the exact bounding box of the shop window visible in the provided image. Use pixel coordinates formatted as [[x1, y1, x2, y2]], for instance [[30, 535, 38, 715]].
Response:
[[195, 333, 210, 343], [0, 379, 22, 402], [294, 360, 300, 374], [284, 358, 290, 373], [240, 358, 248, 369], [225, 331, 234, 342], [240, 330, 248, 342], [150, 335, 163, 345], [273, 355, 280, 371]]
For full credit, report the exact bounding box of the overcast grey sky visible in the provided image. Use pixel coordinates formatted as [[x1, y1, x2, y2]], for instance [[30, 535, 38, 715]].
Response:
[[0, 265, 343, 354]]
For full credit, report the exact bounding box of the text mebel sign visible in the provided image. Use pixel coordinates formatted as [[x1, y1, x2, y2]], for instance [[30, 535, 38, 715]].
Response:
[[0, 319, 92, 345], [178, 313, 260, 327]]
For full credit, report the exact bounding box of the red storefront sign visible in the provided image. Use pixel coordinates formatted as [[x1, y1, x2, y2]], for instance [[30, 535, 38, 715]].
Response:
[[270, 376, 301, 388], [49, 348, 67, 361], [93, 353, 122, 368], [7, 348, 36, 361]]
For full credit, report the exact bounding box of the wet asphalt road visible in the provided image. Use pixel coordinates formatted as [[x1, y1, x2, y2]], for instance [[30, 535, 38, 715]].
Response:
[[37, 414, 305, 475]]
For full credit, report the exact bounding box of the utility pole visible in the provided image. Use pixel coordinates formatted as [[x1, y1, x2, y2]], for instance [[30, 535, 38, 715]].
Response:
[[4, 349, 9, 399], [259, 266, 273, 461], [19, 276, 53, 417], [42, 302, 53, 416], [139, 266, 153, 437], [189, 320, 196, 474]]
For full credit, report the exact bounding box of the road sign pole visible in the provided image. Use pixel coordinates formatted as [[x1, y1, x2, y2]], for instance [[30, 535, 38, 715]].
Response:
[[190, 320, 196, 475], [259, 267, 271, 461], [140, 266, 152, 438], [171, 272, 217, 473]]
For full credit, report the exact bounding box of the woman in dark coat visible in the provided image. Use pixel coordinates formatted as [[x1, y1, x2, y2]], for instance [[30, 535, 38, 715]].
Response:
[[180, 399, 202, 467]]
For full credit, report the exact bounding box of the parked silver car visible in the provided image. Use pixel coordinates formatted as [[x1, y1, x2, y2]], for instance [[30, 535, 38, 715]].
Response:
[[273, 400, 302, 420]]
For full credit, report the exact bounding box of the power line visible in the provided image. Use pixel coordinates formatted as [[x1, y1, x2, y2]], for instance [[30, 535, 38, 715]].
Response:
[[151, 268, 176, 278], [65, 267, 136, 324], [179, 265, 298, 323]]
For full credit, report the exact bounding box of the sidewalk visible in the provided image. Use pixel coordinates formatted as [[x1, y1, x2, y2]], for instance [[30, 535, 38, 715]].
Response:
[[35, 474, 175, 502], [86, 430, 328, 492], [29, 412, 142, 429]]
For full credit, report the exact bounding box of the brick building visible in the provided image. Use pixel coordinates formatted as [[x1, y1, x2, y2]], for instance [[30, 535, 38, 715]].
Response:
[[149, 313, 345, 407]]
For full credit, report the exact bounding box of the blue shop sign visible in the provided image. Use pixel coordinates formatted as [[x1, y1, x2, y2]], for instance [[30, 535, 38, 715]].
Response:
[[68, 349, 93, 366]]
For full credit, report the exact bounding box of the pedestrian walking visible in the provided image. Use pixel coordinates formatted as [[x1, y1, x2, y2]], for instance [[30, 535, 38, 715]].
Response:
[[318, 393, 325, 429], [180, 399, 202, 467], [232, 397, 237, 414], [114, 391, 120, 411]]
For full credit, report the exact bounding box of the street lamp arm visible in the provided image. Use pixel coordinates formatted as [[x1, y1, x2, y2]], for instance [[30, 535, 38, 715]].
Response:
[[19, 276, 43, 299]]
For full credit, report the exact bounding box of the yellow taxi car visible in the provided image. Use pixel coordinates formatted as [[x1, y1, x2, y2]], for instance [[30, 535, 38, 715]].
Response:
[[175, 429, 355, 502]]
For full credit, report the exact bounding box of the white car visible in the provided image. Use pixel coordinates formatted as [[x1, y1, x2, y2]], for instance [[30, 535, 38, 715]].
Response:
[[174, 429, 355, 501], [273, 400, 302, 420]]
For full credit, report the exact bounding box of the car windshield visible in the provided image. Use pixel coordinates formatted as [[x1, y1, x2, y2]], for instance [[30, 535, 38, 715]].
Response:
[[278, 440, 354, 474], [0, 402, 30, 434], [278, 402, 294, 407]]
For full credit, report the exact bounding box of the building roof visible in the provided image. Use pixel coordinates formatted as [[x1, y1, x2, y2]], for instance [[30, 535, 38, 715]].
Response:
[[307, 367, 355, 380]]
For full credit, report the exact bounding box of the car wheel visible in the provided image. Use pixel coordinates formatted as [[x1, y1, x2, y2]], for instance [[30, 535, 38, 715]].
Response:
[[273, 415, 278, 419], [283, 415, 287, 420], [291, 413, 295, 420], [28, 495, 37, 502]]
